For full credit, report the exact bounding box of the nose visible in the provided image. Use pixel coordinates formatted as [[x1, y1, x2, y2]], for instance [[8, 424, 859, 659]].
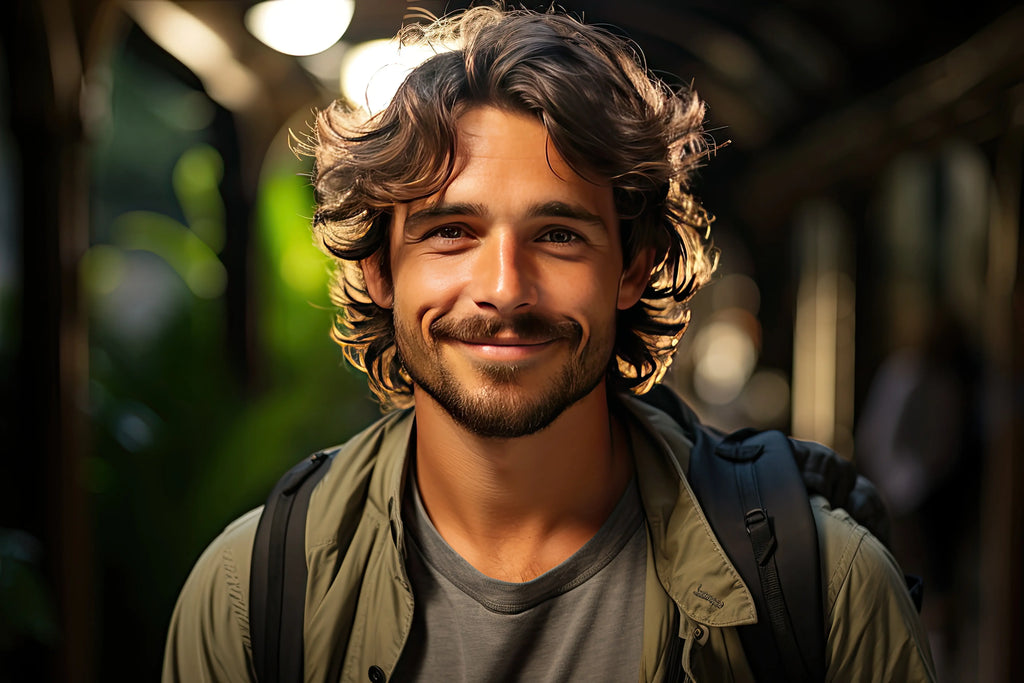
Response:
[[468, 230, 537, 314]]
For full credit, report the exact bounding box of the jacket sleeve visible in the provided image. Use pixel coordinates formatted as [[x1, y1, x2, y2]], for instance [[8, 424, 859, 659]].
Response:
[[162, 508, 261, 683], [814, 497, 937, 682]]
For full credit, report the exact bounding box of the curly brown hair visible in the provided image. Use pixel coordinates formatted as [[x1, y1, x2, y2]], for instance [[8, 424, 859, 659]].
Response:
[[310, 4, 718, 408]]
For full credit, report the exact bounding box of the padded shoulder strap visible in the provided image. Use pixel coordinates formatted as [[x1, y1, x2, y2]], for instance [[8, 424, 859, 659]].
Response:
[[689, 429, 826, 682], [250, 449, 334, 683], [639, 385, 825, 682]]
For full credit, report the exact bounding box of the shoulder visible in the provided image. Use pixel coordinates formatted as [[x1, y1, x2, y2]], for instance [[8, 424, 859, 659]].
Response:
[[305, 407, 414, 545], [813, 496, 885, 607], [163, 409, 415, 682], [812, 497, 937, 681], [162, 508, 262, 682]]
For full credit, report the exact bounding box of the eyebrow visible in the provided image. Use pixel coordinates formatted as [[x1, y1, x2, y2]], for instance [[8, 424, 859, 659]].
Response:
[[527, 201, 606, 227], [404, 202, 486, 230], [404, 200, 607, 231]]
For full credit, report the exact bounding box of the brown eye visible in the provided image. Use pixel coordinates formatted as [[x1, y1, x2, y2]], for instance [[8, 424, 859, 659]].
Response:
[[540, 229, 578, 244], [433, 225, 464, 240]]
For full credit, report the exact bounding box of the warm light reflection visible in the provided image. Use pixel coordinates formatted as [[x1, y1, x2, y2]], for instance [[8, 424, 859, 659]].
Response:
[[692, 313, 759, 405], [793, 267, 838, 445], [126, 1, 261, 111], [340, 38, 453, 114], [245, 0, 355, 57], [790, 199, 855, 455]]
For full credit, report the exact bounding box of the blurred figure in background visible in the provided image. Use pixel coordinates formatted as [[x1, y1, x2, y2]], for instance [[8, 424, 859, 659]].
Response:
[[857, 306, 982, 678]]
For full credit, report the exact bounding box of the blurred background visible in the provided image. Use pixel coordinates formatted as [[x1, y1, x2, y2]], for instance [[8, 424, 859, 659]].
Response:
[[1, 0, 1021, 680]]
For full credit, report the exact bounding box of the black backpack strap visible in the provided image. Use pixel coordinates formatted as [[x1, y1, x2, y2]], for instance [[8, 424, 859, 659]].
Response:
[[690, 428, 826, 682], [639, 385, 825, 682], [250, 449, 334, 683]]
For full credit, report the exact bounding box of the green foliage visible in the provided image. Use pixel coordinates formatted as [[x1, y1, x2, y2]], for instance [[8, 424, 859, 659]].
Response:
[[87, 39, 378, 680]]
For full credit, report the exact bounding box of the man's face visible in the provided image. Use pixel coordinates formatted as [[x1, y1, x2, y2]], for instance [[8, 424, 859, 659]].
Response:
[[364, 106, 649, 438]]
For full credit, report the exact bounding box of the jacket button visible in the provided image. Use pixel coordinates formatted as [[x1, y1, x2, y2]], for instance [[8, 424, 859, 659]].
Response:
[[693, 626, 705, 640], [368, 665, 386, 682]]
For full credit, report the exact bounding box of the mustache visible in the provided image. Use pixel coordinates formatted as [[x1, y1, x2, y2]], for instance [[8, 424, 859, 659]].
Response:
[[429, 313, 582, 344]]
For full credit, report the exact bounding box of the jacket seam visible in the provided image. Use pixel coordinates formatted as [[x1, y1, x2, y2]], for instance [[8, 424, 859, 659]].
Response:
[[826, 524, 868, 621], [222, 545, 252, 653]]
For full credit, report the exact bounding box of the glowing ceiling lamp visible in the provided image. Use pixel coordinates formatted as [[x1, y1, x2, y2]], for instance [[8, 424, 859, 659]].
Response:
[[245, 0, 355, 57], [340, 38, 451, 114]]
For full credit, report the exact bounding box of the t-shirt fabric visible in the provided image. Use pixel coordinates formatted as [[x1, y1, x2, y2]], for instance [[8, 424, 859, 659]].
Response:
[[391, 467, 647, 682]]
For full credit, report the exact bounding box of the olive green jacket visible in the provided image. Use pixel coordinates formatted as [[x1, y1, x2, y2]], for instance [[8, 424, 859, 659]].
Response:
[[163, 397, 936, 682]]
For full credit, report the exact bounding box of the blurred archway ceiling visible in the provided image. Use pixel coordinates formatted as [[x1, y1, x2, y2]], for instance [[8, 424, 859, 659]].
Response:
[[137, 0, 1024, 229]]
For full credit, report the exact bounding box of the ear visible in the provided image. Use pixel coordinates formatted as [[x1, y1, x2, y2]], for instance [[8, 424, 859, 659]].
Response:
[[617, 248, 655, 310], [361, 252, 394, 308]]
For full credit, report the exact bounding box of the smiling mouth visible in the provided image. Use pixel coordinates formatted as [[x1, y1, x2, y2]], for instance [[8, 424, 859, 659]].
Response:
[[460, 334, 555, 347], [454, 337, 559, 362]]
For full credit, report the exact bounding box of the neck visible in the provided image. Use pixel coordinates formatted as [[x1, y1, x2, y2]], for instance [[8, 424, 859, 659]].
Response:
[[411, 381, 632, 582]]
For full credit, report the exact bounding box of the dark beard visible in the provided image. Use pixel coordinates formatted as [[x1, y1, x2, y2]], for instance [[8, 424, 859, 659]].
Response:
[[396, 312, 610, 439]]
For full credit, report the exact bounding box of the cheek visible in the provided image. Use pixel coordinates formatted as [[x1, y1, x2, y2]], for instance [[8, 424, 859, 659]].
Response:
[[392, 260, 466, 322], [551, 271, 622, 328]]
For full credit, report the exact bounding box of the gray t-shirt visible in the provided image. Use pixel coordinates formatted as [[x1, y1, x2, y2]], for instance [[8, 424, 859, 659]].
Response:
[[391, 469, 647, 682]]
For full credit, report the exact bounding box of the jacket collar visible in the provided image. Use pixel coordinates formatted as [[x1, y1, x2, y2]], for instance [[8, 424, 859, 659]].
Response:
[[366, 407, 416, 557], [363, 395, 756, 628], [620, 395, 757, 628]]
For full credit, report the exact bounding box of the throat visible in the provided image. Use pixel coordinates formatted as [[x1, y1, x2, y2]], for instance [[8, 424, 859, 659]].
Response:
[[409, 397, 635, 582], [406, 464, 640, 584]]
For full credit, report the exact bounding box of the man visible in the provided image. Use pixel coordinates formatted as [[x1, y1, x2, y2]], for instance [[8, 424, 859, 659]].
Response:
[[164, 5, 935, 681]]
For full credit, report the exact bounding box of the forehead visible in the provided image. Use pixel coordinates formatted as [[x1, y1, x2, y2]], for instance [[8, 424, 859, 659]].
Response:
[[399, 106, 616, 219], [455, 106, 573, 175]]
